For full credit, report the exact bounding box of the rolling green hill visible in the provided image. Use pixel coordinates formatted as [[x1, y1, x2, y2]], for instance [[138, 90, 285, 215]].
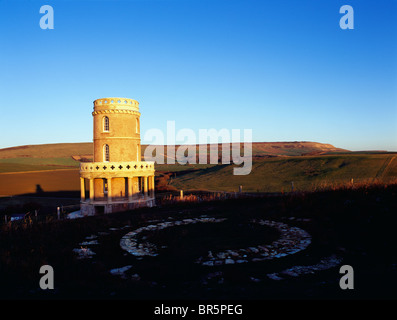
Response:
[[0, 141, 347, 160], [168, 153, 397, 193], [0, 143, 93, 159], [0, 142, 396, 196], [0, 141, 348, 174], [0, 157, 79, 173]]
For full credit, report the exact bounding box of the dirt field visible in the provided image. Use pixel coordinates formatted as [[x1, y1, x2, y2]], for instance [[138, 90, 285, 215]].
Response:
[[0, 169, 80, 196], [1, 153, 397, 197]]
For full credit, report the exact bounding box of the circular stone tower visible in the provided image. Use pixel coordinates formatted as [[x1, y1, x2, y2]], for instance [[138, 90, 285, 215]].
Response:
[[92, 98, 141, 163], [80, 97, 155, 216]]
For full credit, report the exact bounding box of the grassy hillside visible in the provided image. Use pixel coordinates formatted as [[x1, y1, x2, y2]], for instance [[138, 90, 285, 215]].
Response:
[[0, 143, 91, 173], [0, 141, 348, 174], [168, 154, 397, 193], [0, 143, 93, 159], [1, 153, 394, 196], [0, 142, 395, 197], [0, 141, 347, 160], [0, 157, 79, 173]]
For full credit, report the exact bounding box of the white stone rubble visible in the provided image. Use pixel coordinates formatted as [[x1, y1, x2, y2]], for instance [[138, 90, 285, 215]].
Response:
[[120, 217, 227, 257], [72, 247, 96, 259], [110, 265, 133, 278], [266, 255, 343, 280], [196, 220, 312, 266]]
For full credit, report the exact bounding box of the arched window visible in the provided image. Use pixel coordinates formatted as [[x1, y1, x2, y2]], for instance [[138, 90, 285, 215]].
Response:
[[136, 118, 139, 133], [104, 144, 110, 162], [103, 116, 109, 132]]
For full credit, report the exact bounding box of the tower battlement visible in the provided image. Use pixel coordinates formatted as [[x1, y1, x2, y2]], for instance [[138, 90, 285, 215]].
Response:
[[93, 97, 140, 112]]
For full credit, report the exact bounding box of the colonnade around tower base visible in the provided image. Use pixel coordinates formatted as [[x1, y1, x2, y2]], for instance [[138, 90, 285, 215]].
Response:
[[79, 161, 155, 215]]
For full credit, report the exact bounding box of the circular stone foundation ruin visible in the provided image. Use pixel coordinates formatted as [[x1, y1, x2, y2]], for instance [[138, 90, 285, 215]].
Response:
[[119, 218, 312, 265]]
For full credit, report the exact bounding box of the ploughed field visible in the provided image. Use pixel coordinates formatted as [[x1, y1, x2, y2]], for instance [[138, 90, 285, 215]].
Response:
[[0, 150, 396, 196]]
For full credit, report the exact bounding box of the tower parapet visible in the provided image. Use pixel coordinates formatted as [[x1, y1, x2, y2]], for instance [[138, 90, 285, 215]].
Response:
[[93, 97, 140, 114]]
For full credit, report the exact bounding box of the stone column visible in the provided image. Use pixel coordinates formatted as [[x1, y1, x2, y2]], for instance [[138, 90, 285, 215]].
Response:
[[147, 176, 151, 197], [151, 175, 155, 198], [80, 177, 85, 202], [144, 176, 148, 198], [89, 178, 94, 203], [128, 177, 133, 202], [107, 177, 112, 203]]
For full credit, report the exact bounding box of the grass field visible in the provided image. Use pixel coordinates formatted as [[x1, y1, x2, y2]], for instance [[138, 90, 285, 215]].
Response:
[[0, 142, 396, 196], [0, 141, 348, 160], [169, 153, 397, 192], [0, 157, 79, 173], [0, 153, 396, 196], [0, 143, 93, 159]]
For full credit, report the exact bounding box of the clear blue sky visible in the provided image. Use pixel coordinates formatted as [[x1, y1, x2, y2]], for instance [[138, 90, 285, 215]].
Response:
[[0, 0, 396, 151]]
